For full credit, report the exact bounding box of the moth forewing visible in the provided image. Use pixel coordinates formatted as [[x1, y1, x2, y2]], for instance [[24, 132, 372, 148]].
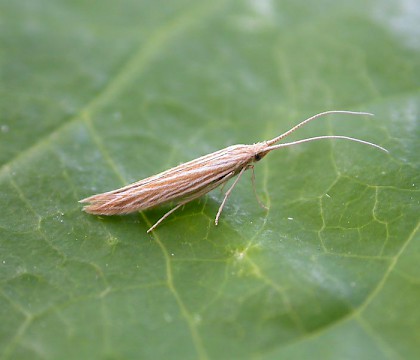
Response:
[[80, 143, 265, 217], [80, 110, 388, 232]]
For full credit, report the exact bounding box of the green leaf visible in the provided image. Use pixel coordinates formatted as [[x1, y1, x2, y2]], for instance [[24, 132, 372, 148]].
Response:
[[1, 0, 419, 359]]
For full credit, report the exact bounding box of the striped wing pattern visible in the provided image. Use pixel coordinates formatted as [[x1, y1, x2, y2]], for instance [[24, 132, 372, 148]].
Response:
[[80, 144, 259, 215]]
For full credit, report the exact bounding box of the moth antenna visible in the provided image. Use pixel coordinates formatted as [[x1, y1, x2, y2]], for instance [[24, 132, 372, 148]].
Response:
[[265, 135, 389, 153], [266, 110, 373, 146]]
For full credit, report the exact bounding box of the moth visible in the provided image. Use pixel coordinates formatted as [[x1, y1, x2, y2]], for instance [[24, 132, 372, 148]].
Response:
[[80, 110, 388, 233]]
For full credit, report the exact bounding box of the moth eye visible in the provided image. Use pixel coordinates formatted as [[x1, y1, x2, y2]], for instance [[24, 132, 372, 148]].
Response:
[[254, 153, 262, 161]]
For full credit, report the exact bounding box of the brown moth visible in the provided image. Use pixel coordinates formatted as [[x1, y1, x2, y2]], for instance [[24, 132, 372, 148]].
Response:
[[80, 110, 388, 232]]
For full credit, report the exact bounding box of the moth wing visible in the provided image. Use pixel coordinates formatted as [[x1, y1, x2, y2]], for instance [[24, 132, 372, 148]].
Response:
[[80, 145, 253, 215]]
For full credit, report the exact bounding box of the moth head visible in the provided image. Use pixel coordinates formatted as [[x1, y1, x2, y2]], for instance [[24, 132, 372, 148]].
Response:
[[253, 151, 268, 162], [252, 143, 270, 162]]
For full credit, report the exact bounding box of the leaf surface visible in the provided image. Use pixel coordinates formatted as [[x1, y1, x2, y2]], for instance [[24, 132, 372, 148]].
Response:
[[1, 0, 419, 359]]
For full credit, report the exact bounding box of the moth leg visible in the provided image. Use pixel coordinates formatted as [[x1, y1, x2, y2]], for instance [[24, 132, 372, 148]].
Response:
[[147, 202, 187, 233], [215, 166, 247, 225], [148, 172, 236, 232], [219, 181, 227, 193], [248, 165, 268, 210]]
